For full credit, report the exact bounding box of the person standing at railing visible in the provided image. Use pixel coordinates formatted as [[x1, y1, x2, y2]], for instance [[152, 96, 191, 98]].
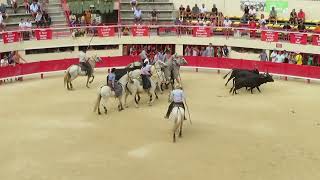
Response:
[[270, 50, 277, 62], [222, 45, 229, 57], [295, 52, 303, 65], [205, 43, 214, 57], [259, 50, 268, 61], [12, 51, 27, 65]]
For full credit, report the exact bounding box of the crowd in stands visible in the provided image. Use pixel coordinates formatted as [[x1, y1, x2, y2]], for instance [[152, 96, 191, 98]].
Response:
[[69, 10, 102, 27], [0, 51, 27, 67], [127, 44, 175, 62], [183, 44, 229, 58], [263, 50, 319, 66]]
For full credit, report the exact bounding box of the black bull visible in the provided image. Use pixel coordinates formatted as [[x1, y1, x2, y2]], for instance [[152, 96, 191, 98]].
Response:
[[113, 66, 141, 81], [230, 73, 274, 95], [223, 68, 260, 86]]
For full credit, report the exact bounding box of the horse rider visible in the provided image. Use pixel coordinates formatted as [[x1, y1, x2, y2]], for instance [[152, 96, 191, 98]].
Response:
[[107, 68, 116, 90], [164, 84, 186, 120], [79, 49, 92, 76], [141, 59, 152, 89]]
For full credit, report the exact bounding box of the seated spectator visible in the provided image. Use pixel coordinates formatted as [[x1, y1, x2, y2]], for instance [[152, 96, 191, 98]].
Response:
[[258, 14, 266, 25], [217, 12, 224, 26], [185, 5, 191, 20], [211, 4, 218, 16], [210, 13, 217, 26], [11, 0, 18, 13], [42, 11, 51, 27], [0, 3, 6, 14], [297, 9, 305, 22], [222, 45, 229, 57], [134, 8, 142, 24], [84, 10, 91, 25], [314, 23, 320, 33], [248, 19, 257, 38], [260, 22, 268, 30], [295, 52, 303, 65], [23, 0, 30, 14], [0, 12, 5, 32], [151, 9, 158, 25], [40, 0, 48, 13], [199, 4, 207, 21], [191, 4, 200, 20], [241, 5, 249, 23], [179, 5, 185, 20], [268, 6, 277, 24], [282, 22, 291, 40], [297, 21, 306, 32], [223, 16, 232, 38], [289, 9, 297, 25], [248, 5, 256, 20], [30, 0, 39, 18], [130, 0, 137, 11], [174, 17, 181, 25], [35, 11, 42, 28], [69, 13, 77, 27]]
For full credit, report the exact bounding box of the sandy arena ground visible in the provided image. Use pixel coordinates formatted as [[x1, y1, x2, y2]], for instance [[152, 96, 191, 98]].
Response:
[[0, 70, 320, 180]]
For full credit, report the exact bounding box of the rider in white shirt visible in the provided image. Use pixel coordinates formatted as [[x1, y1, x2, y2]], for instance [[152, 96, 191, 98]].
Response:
[[79, 49, 92, 75], [165, 84, 186, 120]]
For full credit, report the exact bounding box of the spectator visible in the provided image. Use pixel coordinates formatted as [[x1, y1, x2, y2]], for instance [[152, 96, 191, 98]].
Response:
[[223, 16, 232, 38], [0, 3, 6, 14], [69, 13, 77, 27], [12, 51, 27, 64], [297, 9, 305, 22], [289, 9, 297, 25], [248, 19, 257, 38], [268, 6, 277, 24], [174, 17, 181, 25], [248, 5, 256, 20], [270, 50, 277, 62], [35, 11, 42, 27], [192, 46, 199, 56], [42, 11, 51, 27], [40, 0, 48, 13], [185, 5, 191, 20], [211, 4, 218, 16], [282, 22, 291, 40], [259, 50, 268, 61], [260, 22, 268, 30], [191, 4, 199, 20], [210, 12, 217, 26], [307, 55, 313, 66], [295, 52, 303, 65], [314, 23, 320, 33], [134, 8, 142, 24], [184, 46, 192, 56], [222, 45, 229, 57], [288, 52, 296, 64], [30, 0, 39, 18], [0, 55, 9, 67], [23, 0, 30, 14], [200, 46, 206, 56], [216, 46, 222, 57], [11, 0, 18, 13], [151, 9, 158, 25], [275, 51, 285, 63], [139, 46, 148, 61], [217, 12, 224, 26], [130, 0, 137, 11], [205, 43, 214, 57], [297, 21, 306, 32], [0, 12, 5, 32], [241, 5, 249, 23], [179, 5, 185, 20], [258, 14, 266, 25], [199, 4, 207, 20], [84, 10, 91, 25]]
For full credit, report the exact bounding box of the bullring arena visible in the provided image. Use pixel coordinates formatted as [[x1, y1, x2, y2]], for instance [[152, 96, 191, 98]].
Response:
[[1, 0, 320, 179]]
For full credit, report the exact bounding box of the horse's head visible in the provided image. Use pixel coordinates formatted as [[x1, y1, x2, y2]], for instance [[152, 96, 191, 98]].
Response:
[[172, 56, 188, 66], [89, 55, 102, 63]]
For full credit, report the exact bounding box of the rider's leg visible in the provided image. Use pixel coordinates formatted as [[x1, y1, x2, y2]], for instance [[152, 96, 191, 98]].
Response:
[[165, 102, 174, 119]]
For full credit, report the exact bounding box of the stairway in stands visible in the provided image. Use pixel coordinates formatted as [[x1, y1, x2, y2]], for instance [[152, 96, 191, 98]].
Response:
[[120, 0, 176, 24]]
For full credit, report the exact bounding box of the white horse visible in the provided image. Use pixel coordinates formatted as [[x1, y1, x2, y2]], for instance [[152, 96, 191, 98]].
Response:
[[125, 69, 158, 107], [170, 106, 185, 143], [163, 56, 188, 89], [64, 55, 101, 90], [150, 60, 167, 94], [93, 72, 131, 115]]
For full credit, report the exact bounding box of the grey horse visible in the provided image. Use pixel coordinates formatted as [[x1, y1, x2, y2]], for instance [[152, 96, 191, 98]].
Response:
[[163, 55, 188, 89]]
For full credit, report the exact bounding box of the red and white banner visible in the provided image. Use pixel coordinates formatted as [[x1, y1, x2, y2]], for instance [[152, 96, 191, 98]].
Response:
[[131, 26, 149, 36], [312, 35, 320, 46], [34, 29, 53, 40], [2, 32, 20, 44], [97, 27, 115, 37], [289, 33, 308, 45], [192, 27, 212, 37], [261, 31, 279, 42]]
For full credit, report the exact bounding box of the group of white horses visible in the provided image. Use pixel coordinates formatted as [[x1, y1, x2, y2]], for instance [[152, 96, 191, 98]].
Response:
[[63, 55, 188, 142]]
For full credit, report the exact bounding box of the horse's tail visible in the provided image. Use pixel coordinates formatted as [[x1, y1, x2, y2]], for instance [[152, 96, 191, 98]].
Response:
[[93, 92, 102, 112], [223, 70, 232, 79], [64, 70, 70, 87], [173, 107, 182, 133]]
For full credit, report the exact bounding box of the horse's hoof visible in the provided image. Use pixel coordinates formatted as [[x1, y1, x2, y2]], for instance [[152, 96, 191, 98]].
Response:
[[98, 112, 101, 115], [125, 105, 129, 108]]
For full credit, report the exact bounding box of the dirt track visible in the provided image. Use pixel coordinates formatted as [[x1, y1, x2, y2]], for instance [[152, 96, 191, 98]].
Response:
[[0, 70, 320, 180]]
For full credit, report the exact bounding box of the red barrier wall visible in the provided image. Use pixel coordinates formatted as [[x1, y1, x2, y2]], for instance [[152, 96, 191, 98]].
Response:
[[0, 56, 320, 80]]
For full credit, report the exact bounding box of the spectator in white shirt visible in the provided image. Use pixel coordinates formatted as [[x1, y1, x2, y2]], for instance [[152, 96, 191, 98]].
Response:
[[199, 4, 207, 14], [258, 14, 266, 25], [223, 16, 232, 38], [270, 50, 278, 62], [130, 0, 137, 11], [275, 51, 285, 63], [19, 18, 26, 29], [30, 1, 39, 18], [248, 5, 256, 20], [134, 8, 142, 24]]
